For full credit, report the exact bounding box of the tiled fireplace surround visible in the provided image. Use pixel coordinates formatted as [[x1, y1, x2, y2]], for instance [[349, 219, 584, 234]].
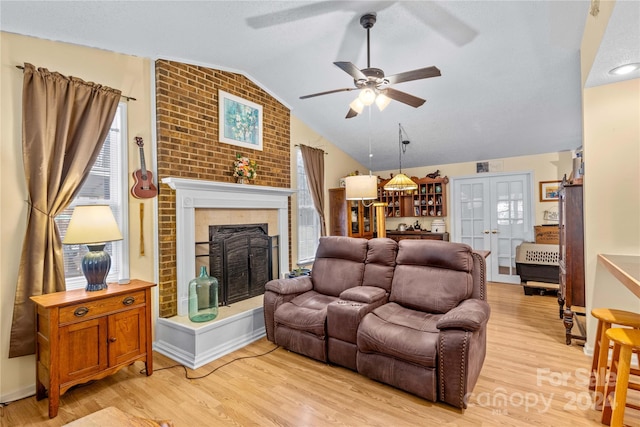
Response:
[[154, 177, 294, 368]]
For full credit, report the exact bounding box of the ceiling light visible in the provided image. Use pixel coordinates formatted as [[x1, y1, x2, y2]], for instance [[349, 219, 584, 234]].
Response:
[[384, 173, 418, 192], [384, 123, 418, 192], [359, 88, 376, 105], [375, 93, 391, 111], [609, 63, 640, 75], [349, 98, 365, 114]]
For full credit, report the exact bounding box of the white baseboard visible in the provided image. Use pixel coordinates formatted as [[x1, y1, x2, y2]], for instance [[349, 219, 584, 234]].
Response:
[[1, 384, 35, 405]]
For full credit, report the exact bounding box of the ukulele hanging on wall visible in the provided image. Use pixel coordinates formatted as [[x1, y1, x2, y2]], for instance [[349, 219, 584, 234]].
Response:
[[131, 137, 158, 199]]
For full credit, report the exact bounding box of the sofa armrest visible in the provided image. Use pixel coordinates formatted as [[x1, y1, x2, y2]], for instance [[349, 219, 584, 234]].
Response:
[[263, 277, 313, 343], [438, 300, 490, 408], [438, 327, 487, 409], [328, 287, 387, 349], [339, 286, 387, 304], [265, 276, 312, 295], [436, 299, 490, 332]]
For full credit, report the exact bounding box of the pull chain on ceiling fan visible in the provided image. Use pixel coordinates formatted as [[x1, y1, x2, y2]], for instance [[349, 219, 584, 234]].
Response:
[[300, 13, 442, 119]]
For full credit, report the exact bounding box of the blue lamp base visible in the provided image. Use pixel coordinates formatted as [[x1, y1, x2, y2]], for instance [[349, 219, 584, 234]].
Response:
[[82, 244, 111, 291]]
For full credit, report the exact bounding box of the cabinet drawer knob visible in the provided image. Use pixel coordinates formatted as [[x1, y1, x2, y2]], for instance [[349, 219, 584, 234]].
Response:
[[109, 337, 117, 343], [122, 296, 135, 306], [74, 307, 89, 317]]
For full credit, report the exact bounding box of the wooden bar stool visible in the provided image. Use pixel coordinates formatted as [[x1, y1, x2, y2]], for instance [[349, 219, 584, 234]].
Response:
[[590, 308, 640, 410], [601, 328, 640, 426]]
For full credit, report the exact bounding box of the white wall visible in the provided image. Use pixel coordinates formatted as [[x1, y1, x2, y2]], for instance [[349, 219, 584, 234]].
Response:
[[580, 0, 640, 353], [583, 78, 640, 350]]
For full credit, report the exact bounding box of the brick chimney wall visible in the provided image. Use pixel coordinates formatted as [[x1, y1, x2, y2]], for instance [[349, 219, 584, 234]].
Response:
[[155, 59, 291, 318]]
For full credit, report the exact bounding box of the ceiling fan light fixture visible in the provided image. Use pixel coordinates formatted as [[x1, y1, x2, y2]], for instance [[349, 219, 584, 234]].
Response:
[[383, 173, 418, 192], [359, 87, 376, 105], [375, 93, 391, 111], [349, 98, 365, 114], [299, 14, 440, 120]]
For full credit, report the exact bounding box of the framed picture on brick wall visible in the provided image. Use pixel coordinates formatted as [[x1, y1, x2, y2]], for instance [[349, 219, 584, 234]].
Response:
[[218, 90, 263, 151]]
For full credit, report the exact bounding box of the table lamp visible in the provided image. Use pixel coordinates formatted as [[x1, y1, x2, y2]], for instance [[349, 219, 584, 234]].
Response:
[[62, 205, 123, 291], [345, 174, 378, 205], [345, 174, 387, 238]]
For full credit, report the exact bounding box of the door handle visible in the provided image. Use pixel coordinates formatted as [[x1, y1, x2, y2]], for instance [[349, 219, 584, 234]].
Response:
[[483, 230, 490, 234], [491, 230, 498, 234]]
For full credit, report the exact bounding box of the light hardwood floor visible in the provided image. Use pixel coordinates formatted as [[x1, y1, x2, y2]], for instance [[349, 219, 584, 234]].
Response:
[[3, 282, 639, 426]]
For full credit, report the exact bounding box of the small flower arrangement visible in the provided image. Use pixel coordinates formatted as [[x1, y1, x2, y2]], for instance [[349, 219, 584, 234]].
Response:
[[233, 154, 257, 180]]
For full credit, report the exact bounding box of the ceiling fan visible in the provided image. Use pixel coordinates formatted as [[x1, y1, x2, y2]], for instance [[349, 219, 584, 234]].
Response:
[[299, 13, 442, 119]]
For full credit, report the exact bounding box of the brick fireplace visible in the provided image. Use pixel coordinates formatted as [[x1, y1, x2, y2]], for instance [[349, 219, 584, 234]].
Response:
[[155, 58, 291, 319]]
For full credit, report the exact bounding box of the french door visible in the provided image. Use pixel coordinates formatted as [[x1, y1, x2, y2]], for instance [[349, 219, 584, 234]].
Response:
[[451, 173, 534, 284]]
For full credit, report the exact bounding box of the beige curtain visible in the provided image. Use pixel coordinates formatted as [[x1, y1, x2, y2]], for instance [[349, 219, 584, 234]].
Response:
[[9, 63, 121, 358], [300, 144, 327, 236]]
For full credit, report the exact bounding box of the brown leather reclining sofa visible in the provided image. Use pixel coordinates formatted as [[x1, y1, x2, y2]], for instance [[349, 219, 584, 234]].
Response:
[[263, 236, 490, 409]]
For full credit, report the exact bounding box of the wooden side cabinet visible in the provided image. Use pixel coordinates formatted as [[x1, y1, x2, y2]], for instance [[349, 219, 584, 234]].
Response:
[[558, 182, 585, 345], [30, 279, 156, 418]]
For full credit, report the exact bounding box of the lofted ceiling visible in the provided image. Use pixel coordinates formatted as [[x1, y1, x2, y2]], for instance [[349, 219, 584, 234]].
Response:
[[1, 1, 638, 171]]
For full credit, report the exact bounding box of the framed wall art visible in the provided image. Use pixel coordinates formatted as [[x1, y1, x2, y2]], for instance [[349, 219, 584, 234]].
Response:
[[476, 161, 489, 173], [218, 90, 263, 151], [539, 180, 562, 202]]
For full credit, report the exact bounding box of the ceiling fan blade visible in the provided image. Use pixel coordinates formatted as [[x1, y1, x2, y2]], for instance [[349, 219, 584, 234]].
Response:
[[336, 14, 364, 62], [300, 87, 356, 99], [246, 2, 338, 29], [334, 2, 396, 60], [247, 1, 395, 29], [401, 2, 478, 46], [334, 62, 367, 81], [345, 108, 359, 119], [385, 66, 441, 85], [385, 88, 426, 108]]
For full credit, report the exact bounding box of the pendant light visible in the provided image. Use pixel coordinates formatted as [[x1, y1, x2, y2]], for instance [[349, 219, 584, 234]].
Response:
[[383, 123, 418, 192]]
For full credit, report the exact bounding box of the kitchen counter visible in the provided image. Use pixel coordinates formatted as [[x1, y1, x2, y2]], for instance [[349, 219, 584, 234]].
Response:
[[598, 254, 640, 299]]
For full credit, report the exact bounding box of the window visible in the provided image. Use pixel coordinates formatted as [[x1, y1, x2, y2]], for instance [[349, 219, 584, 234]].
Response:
[[55, 103, 129, 290], [296, 148, 320, 265]]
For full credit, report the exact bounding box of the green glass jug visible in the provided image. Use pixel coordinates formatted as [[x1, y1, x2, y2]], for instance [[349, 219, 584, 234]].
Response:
[[188, 266, 219, 322]]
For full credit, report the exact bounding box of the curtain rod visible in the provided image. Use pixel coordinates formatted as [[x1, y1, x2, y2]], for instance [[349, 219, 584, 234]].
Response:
[[15, 65, 137, 102], [294, 144, 329, 154]]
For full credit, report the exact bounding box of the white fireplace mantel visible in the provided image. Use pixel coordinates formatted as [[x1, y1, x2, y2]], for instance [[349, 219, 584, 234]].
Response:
[[161, 177, 295, 315]]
